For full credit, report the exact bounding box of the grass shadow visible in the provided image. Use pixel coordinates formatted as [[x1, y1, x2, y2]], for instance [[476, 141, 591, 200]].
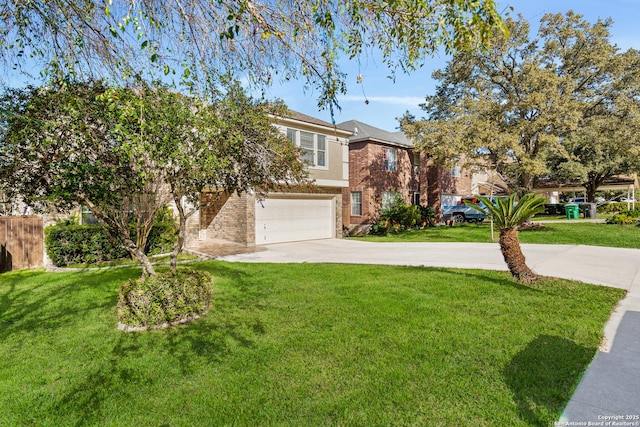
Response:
[[423, 266, 543, 293], [0, 268, 140, 340], [50, 262, 269, 424], [503, 334, 595, 426]]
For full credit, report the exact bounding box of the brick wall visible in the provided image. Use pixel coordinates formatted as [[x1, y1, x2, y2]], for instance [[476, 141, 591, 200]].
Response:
[[196, 187, 343, 246], [438, 158, 473, 200], [200, 192, 253, 245], [345, 142, 426, 227]]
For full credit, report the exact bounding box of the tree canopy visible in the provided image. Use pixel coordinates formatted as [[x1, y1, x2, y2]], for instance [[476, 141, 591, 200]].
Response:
[[0, 0, 506, 110], [401, 11, 640, 196], [0, 80, 306, 275], [0, 81, 167, 275]]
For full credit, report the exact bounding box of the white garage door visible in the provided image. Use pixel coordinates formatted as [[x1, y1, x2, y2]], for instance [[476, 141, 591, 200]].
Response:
[[255, 197, 335, 244]]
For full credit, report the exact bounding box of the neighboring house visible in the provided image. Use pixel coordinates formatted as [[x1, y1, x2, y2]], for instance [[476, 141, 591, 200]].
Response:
[[339, 120, 495, 231], [432, 155, 475, 207], [470, 166, 509, 200], [187, 110, 353, 246], [338, 120, 428, 230]]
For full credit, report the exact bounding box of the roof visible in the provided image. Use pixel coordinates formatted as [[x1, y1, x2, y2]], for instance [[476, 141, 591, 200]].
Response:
[[337, 120, 414, 148], [534, 174, 638, 193], [285, 110, 353, 134]]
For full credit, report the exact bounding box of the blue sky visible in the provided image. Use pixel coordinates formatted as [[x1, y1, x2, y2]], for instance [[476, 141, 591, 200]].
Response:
[[266, 0, 640, 131]]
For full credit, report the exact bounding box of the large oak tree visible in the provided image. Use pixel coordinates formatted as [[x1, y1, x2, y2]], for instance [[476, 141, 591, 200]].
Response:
[[402, 12, 640, 196]]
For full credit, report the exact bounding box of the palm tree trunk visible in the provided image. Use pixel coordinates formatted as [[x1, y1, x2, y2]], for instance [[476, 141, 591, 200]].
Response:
[[499, 227, 537, 284]]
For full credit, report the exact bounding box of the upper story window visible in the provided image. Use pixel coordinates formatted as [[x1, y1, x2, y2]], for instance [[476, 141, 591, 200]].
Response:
[[450, 163, 461, 178], [286, 129, 327, 168], [413, 152, 420, 176], [382, 147, 397, 172]]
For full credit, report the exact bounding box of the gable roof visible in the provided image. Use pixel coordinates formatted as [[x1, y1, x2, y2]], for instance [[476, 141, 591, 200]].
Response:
[[283, 110, 353, 136], [337, 119, 413, 148]]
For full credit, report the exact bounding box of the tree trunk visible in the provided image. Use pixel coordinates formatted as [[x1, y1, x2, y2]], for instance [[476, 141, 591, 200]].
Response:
[[520, 171, 535, 196], [584, 172, 605, 203], [81, 196, 156, 277], [124, 239, 156, 277], [170, 194, 187, 273], [499, 227, 537, 284]]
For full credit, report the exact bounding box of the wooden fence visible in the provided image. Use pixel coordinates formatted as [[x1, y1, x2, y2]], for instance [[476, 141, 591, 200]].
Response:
[[0, 216, 43, 273]]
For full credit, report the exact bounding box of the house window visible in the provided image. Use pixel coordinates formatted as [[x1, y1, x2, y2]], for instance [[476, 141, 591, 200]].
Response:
[[381, 191, 399, 211], [81, 206, 97, 225], [286, 128, 327, 168], [317, 135, 326, 167], [382, 147, 397, 172], [286, 129, 297, 144], [450, 160, 461, 178], [351, 192, 362, 216], [412, 192, 420, 206], [413, 152, 420, 176]]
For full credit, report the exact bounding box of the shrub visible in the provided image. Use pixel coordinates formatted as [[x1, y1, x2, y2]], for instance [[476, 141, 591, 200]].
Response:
[[45, 207, 178, 266], [45, 224, 129, 266], [598, 202, 634, 214], [419, 205, 437, 227], [369, 221, 389, 236], [624, 209, 640, 218], [145, 206, 179, 255], [606, 213, 637, 225], [117, 269, 212, 330], [378, 196, 421, 233]]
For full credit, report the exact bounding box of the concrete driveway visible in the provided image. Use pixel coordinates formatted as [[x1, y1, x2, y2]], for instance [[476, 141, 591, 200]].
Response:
[[221, 238, 640, 422], [221, 239, 640, 293]]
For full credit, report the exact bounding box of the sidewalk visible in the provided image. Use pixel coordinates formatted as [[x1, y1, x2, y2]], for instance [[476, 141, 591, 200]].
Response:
[[219, 239, 640, 422]]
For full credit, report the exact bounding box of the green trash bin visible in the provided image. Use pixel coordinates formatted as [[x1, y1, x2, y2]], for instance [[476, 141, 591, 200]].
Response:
[[564, 204, 579, 219]]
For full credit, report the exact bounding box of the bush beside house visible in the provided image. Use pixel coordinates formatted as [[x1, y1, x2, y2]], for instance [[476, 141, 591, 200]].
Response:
[[45, 208, 178, 266], [370, 196, 422, 235]]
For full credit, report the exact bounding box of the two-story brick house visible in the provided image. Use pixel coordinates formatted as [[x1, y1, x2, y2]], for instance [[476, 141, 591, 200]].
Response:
[[338, 120, 426, 230], [338, 119, 474, 231], [188, 110, 353, 246]]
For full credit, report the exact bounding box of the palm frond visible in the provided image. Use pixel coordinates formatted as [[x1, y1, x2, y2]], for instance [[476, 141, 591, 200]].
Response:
[[466, 193, 547, 229]]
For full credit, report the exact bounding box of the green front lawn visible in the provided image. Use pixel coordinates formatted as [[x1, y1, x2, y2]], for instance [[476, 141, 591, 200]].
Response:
[[1, 263, 624, 426], [356, 222, 640, 249]]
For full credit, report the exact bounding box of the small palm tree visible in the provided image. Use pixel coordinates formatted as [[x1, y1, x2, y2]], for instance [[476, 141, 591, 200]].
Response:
[[467, 193, 547, 284]]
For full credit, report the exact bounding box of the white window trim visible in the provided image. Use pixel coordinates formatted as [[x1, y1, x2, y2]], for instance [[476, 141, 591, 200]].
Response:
[[286, 128, 329, 170], [382, 147, 398, 173], [450, 159, 461, 178], [351, 191, 362, 216]]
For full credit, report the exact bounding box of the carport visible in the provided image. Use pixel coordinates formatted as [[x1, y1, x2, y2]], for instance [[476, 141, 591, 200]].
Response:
[[534, 175, 637, 209]]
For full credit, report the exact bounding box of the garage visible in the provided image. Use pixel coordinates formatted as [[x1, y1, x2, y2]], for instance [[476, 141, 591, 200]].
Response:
[[255, 196, 335, 244]]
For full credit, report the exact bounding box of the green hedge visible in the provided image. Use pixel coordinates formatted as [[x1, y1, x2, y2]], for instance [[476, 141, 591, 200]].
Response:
[[605, 209, 640, 225], [117, 269, 212, 329], [147, 206, 179, 255], [45, 224, 130, 266], [370, 196, 421, 235], [597, 202, 635, 214], [45, 208, 178, 266]]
